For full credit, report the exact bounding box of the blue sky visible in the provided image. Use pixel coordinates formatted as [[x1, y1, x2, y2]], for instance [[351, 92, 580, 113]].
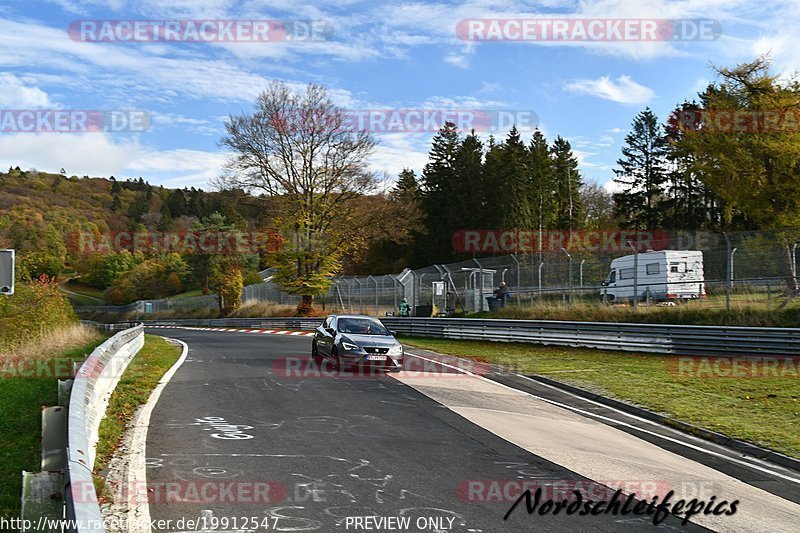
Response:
[[0, 0, 797, 192]]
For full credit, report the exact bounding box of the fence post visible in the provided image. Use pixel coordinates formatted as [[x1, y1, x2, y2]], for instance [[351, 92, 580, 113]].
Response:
[[511, 254, 521, 300], [368, 276, 377, 315], [724, 232, 731, 312], [561, 247, 573, 307], [474, 258, 484, 312], [538, 261, 544, 298], [767, 280, 772, 310], [579, 258, 586, 296]]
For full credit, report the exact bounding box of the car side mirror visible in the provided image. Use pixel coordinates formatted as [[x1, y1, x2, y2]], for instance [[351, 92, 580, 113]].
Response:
[[389, 330, 397, 336], [601, 281, 608, 287], [326, 327, 336, 336]]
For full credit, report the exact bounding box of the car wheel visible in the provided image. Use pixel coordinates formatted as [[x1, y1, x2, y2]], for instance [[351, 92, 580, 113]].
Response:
[[311, 342, 322, 364]]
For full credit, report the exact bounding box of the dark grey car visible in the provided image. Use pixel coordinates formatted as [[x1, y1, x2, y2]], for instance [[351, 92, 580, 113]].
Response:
[[312, 314, 403, 372]]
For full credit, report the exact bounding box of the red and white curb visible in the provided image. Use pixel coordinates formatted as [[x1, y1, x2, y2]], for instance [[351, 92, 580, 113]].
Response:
[[146, 325, 315, 337]]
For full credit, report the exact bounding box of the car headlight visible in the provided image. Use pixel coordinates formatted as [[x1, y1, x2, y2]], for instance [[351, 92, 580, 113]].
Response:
[[387, 345, 403, 355], [341, 342, 360, 351]]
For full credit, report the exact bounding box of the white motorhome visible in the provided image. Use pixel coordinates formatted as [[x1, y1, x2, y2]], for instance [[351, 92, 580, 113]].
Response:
[[601, 250, 705, 302]]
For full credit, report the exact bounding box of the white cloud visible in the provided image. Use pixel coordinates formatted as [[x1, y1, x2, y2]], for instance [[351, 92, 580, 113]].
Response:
[[444, 53, 469, 68], [48, 0, 127, 15], [0, 130, 227, 188], [0, 73, 52, 108], [603, 178, 624, 195], [369, 133, 430, 179], [565, 75, 654, 105], [126, 148, 227, 173], [123, 147, 228, 188], [0, 133, 138, 175]]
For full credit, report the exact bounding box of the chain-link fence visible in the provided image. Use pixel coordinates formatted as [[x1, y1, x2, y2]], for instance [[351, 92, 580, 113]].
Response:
[[74, 229, 800, 317], [319, 229, 800, 315]]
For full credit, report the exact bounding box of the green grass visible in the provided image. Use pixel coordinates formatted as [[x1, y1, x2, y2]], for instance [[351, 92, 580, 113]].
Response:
[[167, 289, 205, 299], [94, 335, 182, 473], [64, 291, 101, 306], [398, 336, 800, 459], [467, 296, 800, 328], [0, 337, 105, 518], [62, 280, 105, 301]]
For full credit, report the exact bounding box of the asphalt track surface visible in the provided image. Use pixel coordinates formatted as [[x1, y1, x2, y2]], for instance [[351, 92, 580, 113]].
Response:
[[143, 328, 721, 532]]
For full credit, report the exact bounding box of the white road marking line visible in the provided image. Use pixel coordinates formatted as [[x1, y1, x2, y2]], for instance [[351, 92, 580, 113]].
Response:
[[404, 352, 800, 485], [126, 337, 189, 532]]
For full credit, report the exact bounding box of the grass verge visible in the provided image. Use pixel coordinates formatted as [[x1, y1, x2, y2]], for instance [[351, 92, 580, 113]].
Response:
[[398, 336, 800, 459], [0, 332, 105, 518], [94, 335, 182, 478], [467, 300, 800, 328]]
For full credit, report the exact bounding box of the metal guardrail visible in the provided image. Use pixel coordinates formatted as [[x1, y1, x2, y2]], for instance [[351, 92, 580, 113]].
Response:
[[65, 324, 144, 533], [143, 317, 800, 357], [381, 318, 800, 357], [145, 317, 324, 330], [80, 320, 141, 333]]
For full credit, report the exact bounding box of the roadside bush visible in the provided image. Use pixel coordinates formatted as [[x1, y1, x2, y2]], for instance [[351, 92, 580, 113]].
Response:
[[0, 276, 76, 354], [19, 251, 63, 279]]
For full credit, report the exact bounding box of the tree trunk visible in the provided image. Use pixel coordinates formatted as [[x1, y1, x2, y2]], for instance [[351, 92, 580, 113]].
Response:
[[296, 294, 314, 316]]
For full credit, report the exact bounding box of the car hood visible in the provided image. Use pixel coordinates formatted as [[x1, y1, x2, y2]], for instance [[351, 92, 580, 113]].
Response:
[[340, 334, 399, 348]]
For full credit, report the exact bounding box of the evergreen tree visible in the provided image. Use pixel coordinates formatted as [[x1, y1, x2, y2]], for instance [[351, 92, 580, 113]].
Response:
[[419, 122, 461, 262], [126, 193, 149, 224], [165, 189, 187, 218], [452, 130, 485, 227], [157, 201, 173, 231], [481, 127, 531, 230], [613, 108, 669, 229], [551, 136, 583, 231], [391, 168, 420, 203], [528, 129, 556, 241]]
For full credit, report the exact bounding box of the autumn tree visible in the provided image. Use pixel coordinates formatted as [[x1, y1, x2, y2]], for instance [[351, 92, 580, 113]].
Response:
[[217, 82, 376, 314], [675, 56, 800, 290]]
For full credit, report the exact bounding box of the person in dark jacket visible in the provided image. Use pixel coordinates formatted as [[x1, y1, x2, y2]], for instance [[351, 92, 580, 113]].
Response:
[[494, 282, 509, 307]]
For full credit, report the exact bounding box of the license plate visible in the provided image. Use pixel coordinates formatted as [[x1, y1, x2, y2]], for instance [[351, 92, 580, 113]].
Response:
[[366, 355, 387, 361]]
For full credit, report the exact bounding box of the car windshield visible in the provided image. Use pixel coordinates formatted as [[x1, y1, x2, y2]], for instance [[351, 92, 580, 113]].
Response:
[[337, 318, 390, 336]]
